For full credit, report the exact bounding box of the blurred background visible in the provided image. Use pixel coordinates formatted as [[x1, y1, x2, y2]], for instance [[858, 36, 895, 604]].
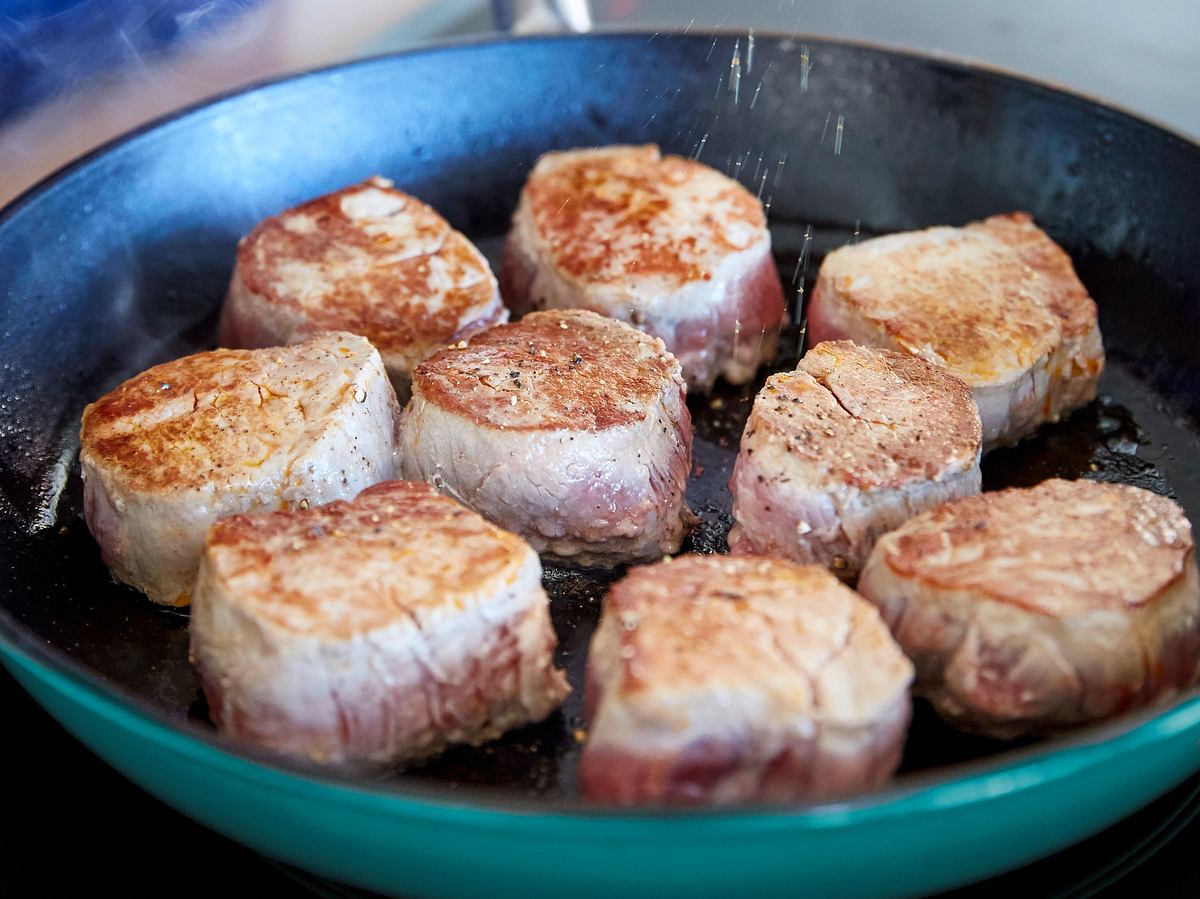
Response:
[[1, 0, 1197, 206]]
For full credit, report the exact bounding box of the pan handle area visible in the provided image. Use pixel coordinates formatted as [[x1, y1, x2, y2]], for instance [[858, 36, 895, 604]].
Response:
[[491, 0, 593, 34]]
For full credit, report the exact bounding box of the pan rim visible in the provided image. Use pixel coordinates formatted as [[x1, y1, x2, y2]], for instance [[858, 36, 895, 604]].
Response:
[[1, 28, 1198, 229], [3, 29, 1200, 824], [5, 610, 1200, 824]]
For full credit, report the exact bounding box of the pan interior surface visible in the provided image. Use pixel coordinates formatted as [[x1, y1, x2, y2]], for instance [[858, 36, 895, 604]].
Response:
[[1, 33, 1199, 814]]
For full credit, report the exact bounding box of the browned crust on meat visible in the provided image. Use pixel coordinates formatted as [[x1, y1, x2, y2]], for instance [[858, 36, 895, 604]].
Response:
[[235, 177, 499, 358], [603, 555, 908, 703], [203, 481, 531, 638], [817, 212, 1100, 385], [969, 213, 1097, 341], [748, 341, 980, 490], [880, 478, 1194, 615], [523, 145, 767, 287], [412, 309, 681, 431], [80, 333, 375, 492]]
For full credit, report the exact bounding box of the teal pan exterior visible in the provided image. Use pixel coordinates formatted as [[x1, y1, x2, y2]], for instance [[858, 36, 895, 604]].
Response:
[[3, 32, 1200, 898], [6, 636, 1200, 898]]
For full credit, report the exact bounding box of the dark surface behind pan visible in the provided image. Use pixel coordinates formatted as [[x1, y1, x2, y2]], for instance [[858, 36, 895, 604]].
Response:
[[1, 33, 1200, 807]]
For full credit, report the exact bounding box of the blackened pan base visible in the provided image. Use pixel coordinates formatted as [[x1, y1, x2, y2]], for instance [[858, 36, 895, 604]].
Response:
[[7, 222, 1198, 801]]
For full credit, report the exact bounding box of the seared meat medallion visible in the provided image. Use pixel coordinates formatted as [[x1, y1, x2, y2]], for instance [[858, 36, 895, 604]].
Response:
[[580, 555, 913, 805], [808, 213, 1104, 449], [858, 479, 1200, 738], [80, 332, 401, 606], [221, 176, 505, 399], [729, 340, 982, 580], [502, 145, 785, 391], [400, 309, 694, 567], [190, 480, 569, 767]]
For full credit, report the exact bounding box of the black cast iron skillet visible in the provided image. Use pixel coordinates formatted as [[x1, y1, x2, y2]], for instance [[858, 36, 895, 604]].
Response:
[[2, 32, 1200, 898]]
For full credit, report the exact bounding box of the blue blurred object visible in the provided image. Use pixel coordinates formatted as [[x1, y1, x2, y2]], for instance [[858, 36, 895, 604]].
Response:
[[0, 0, 263, 126]]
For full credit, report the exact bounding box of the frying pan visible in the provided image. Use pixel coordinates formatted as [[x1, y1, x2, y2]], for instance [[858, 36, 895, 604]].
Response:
[[2, 32, 1200, 898]]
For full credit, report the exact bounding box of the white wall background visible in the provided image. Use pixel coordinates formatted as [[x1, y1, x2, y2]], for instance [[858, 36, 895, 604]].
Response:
[[2, 0, 1195, 205]]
